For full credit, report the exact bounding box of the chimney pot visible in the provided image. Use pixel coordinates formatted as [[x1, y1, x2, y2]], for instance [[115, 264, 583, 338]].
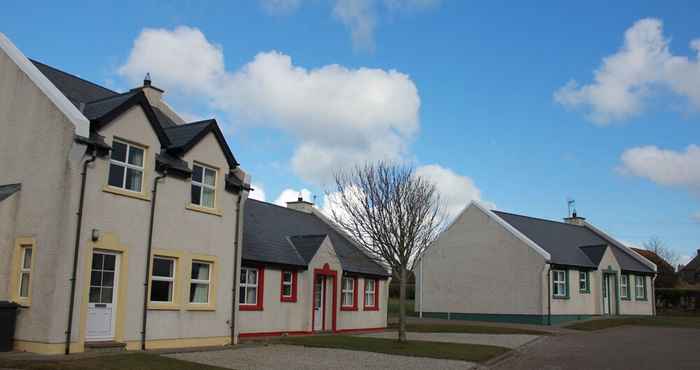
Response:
[[144, 73, 152, 86], [287, 197, 315, 214], [564, 211, 586, 226]]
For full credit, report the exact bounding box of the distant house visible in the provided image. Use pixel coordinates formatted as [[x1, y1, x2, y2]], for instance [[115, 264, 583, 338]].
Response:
[[415, 202, 657, 325], [679, 251, 700, 285], [631, 248, 677, 288]]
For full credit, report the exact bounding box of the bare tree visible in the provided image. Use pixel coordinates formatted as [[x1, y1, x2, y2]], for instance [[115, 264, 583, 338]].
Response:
[[328, 162, 444, 342], [644, 236, 680, 268]]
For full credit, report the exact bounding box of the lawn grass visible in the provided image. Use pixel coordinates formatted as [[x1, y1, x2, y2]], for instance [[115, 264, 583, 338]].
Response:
[[387, 298, 416, 317], [278, 335, 509, 363], [388, 322, 550, 336], [0, 352, 228, 370], [565, 315, 700, 331]]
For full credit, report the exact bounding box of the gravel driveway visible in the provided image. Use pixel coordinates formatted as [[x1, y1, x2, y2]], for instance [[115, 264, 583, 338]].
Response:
[[358, 332, 539, 349], [167, 344, 476, 370]]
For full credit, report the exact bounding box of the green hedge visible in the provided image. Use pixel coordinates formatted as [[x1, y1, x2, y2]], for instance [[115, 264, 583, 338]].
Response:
[[655, 288, 700, 311]]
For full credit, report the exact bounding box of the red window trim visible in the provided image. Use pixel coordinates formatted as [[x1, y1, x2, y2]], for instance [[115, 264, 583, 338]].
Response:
[[340, 276, 358, 311], [280, 270, 298, 303], [240, 266, 265, 311], [363, 278, 379, 311]]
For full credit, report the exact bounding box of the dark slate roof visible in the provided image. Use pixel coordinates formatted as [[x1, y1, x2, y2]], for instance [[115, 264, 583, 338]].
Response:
[[0, 184, 21, 202], [30, 59, 117, 106], [579, 245, 607, 266], [82, 91, 138, 120], [289, 235, 327, 264], [493, 211, 654, 273], [243, 199, 390, 277], [163, 120, 213, 149], [152, 106, 178, 128], [681, 254, 700, 272]]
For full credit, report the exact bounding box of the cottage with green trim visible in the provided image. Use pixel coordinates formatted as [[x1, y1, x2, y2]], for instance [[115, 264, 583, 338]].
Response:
[[415, 202, 657, 325]]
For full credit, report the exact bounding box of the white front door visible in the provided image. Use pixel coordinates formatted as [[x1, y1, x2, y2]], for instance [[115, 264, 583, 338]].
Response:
[[603, 274, 611, 315], [313, 275, 325, 332], [86, 251, 119, 341]]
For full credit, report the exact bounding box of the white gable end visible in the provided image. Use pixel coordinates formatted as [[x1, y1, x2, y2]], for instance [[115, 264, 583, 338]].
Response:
[[0, 33, 89, 137]]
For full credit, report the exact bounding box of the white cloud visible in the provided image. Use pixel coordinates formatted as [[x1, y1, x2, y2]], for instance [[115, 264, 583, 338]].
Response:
[[249, 183, 267, 201], [619, 144, 700, 193], [118, 27, 420, 186], [274, 188, 313, 206], [554, 18, 700, 124], [415, 164, 493, 220], [260, 0, 302, 15], [333, 0, 377, 51]]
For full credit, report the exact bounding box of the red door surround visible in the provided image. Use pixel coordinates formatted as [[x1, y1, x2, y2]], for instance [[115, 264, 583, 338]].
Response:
[[311, 263, 337, 332]]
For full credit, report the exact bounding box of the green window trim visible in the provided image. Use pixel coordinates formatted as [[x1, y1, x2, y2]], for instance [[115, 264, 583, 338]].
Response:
[[620, 274, 631, 301], [634, 275, 648, 301], [552, 269, 569, 299], [578, 270, 590, 293]]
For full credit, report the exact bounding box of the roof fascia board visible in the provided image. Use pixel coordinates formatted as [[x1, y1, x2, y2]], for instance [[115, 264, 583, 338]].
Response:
[[0, 33, 89, 137], [583, 223, 657, 273], [471, 201, 552, 261], [92, 92, 171, 147]]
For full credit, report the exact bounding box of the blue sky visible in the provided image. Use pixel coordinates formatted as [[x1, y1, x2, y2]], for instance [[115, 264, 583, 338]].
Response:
[[2, 0, 699, 262]]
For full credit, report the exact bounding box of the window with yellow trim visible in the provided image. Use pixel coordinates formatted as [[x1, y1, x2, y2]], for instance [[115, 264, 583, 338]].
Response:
[[108, 140, 145, 192], [18, 245, 33, 299], [191, 164, 217, 208], [150, 256, 176, 303], [189, 261, 212, 304]]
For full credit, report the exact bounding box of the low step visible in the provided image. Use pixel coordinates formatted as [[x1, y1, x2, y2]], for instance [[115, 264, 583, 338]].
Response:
[[84, 341, 126, 353]]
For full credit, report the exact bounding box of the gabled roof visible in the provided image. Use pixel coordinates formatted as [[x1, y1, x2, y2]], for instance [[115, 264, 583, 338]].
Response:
[[680, 254, 700, 273], [631, 248, 674, 272], [243, 199, 390, 277], [0, 183, 21, 202], [164, 119, 239, 168], [492, 210, 654, 273]]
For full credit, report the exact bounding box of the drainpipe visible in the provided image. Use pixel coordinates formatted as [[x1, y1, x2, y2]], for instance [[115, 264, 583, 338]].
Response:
[[547, 265, 552, 326], [65, 153, 96, 355], [652, 274, 657, 317], [141, 170, 167, 351], [230, 192, 243, 346]]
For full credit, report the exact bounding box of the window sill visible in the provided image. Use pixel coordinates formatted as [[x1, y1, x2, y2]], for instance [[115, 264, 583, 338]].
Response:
[[340, 306, 358, 311], [186, 304, 216, 311], [552, 295, 570, 300], [240, 304, 263, 311], [186, 204, 223, 217], [635, 298, 648, 302], [148, 303, 181, 310], [621, 297, 631, 301], [579, 290, 590, 294], [363, 306, 379, 311], [103, 186, 150, 202], [11, 298, 31, 307], [280, 297, 297, 303]]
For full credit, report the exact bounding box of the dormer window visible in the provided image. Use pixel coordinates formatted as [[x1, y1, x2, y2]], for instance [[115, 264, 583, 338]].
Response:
[[108, 140, 144, 192], [191, 164, 217, 208]]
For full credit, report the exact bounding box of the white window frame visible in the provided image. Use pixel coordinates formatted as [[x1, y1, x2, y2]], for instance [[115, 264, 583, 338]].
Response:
[[191, 164, 217, 208], [150, 256, 176, 304], [18, 245, 32, 298], [635, 275, 646, 300], [281, 271, 293, 298], [364, 279, 376, 307], [341, 277, 355, 307], [620, 274, 629, 299], [240, 267, 259, 305], [189, 261, 212, 304], [552, 270, 567, 297], [108, 139, 145, 192], [579, 270, 589, 292]]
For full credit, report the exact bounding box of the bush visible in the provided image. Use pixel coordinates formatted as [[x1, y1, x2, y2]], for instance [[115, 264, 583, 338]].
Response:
[[656, 288, 700, 312]]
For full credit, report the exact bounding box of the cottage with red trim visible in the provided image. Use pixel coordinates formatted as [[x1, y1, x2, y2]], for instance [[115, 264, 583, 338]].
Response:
[[239, 198, 390, 337]]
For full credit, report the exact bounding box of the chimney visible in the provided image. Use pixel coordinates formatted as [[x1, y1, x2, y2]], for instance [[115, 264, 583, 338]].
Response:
[[286, 195, 315, 214], [131, 73, 185, 124], [563, 210, 587, 226]]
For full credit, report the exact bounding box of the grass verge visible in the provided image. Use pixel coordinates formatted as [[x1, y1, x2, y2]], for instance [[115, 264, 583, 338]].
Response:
[[0, 352, 228, 370], [278, 335, 508, 363], [388, 322, 549, 335], [565, 315, 700, 331]]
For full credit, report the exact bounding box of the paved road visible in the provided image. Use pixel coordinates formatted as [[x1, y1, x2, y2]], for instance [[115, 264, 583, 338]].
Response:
[[168, 344, 475, 370], [491, 326, 700, 370], [359, 332, 539, 349]]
